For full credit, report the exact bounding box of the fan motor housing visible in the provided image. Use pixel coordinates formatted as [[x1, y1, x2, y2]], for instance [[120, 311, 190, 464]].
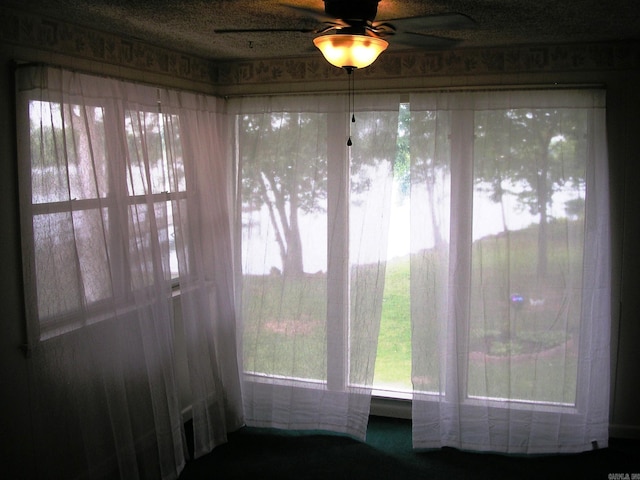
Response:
[[323, 0, 380, 23]]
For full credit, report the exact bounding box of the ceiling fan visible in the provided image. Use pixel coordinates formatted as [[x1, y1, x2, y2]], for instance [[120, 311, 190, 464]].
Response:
[[215, 0, 476, 145], [213, 0, 476, 67]]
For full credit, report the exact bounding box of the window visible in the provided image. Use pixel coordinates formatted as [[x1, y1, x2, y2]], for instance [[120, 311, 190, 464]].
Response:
[[373, 103, 412, 394], [236, 95, 401, 396], [467, 105, 587, 405], [15, 66, 242, 475], [18, 91, 185, 341], [235, 88, 608, 416], [124, 108, 185, 282], [409, 94, 594, 407], [239, 109, 330, 382]]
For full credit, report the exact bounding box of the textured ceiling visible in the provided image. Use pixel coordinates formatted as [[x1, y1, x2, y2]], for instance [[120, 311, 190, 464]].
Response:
[[7, 0, 640, 62]]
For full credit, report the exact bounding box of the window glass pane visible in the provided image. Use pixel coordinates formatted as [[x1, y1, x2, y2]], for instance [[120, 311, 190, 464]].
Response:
[[168, 198, 185, 279], [30, 101, 108, 203], [370, 104, 411, 392], [33, 212, 83, 319], [240, 112, 328, 381], [128, 201, 174, 289], [74, 208, 114, 304], [410, 109, 452, 395], [159, 113, 186, 192], [125, 111, 186, 196], [124, 110, 183, 281], [349, 109, 399, 388], [155, 200, 176, 282], [468, 107, 586, 405]]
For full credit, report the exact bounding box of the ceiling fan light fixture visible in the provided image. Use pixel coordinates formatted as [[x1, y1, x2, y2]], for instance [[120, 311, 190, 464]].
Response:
[[313, 34, 388, 69]]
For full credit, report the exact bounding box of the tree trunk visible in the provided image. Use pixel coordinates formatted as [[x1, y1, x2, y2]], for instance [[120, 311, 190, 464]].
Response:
[[536, 147, 550, 280], [282, 193, 304, 276], [426, 173, 445, 248], [261, 171, 305, 277]]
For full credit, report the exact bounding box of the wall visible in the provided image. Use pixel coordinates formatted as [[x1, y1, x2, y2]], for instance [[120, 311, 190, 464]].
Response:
[[0, 51, 35, 477], [215, 45, 640, 437], [0, 10, 222, 475], [1, 7, 639, 477]]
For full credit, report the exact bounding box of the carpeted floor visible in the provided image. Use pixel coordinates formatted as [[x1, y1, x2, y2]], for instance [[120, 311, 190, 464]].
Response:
[[179, 416, 640, 480]]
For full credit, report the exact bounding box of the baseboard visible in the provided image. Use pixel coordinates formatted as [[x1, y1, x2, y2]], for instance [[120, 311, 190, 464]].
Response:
[[370, 396, 412, 419], [370, 400, 640, 441], [609, 424, 640, 439], [182, 398, 639, 440]]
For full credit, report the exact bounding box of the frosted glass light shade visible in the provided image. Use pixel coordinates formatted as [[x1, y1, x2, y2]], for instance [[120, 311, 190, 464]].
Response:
[[313, 34, 388, 69]]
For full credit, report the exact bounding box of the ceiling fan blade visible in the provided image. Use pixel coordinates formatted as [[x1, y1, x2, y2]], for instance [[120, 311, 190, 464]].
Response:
[[213, 2, 349, 36], [279, 3, 348, 26], [391, 32, 462, 50], [376, 13, 476, 33], [213, 27, 317, 34]]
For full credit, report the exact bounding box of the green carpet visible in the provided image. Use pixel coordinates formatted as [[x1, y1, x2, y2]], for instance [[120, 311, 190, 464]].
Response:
[[179, 416, 640, 480]]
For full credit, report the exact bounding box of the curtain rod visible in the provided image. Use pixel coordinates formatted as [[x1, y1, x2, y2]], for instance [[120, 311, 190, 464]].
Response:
[[222, 82, 606, 100], [14, 60, 605, 100], [13, 60, 222, 99]]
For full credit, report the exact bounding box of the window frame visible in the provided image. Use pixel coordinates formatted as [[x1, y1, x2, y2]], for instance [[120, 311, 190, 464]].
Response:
[[235, 89, 607, 419], [17, 89, 186, 345]]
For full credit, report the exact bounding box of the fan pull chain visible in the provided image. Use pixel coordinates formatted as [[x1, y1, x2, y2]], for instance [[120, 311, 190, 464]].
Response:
[[345, 66, 355, 147]]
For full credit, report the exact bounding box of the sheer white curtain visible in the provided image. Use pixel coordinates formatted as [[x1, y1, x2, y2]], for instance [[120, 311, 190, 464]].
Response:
[[231, 93, 399, 439], [16, 65, 242, 479], [410, 90, 610, 453]]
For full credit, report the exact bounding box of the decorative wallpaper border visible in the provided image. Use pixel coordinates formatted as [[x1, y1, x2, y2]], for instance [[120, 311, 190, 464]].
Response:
[[0, 6, 217, 84], [2, 6, 639, 89], [216, 41, 640, 87]]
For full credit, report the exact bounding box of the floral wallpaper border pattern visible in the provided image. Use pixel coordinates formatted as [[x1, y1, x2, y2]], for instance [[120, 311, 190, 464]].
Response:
[[216, 42, 640, 85], [2, 6, 639, 87], [0, 7, 217, 84]]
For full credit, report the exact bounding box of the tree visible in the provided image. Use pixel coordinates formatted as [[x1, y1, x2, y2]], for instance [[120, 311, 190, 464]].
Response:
[[240, 112, 328, 276], [474, 108, 586, 279], [394, 103, 410, 198], [240, 105, 402, 276], [409, 108, 451, 249]]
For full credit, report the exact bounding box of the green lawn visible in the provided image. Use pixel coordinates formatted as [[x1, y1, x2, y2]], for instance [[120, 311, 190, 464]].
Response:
[[373, 256, 412, 390], [243, 220, 582, 405]]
